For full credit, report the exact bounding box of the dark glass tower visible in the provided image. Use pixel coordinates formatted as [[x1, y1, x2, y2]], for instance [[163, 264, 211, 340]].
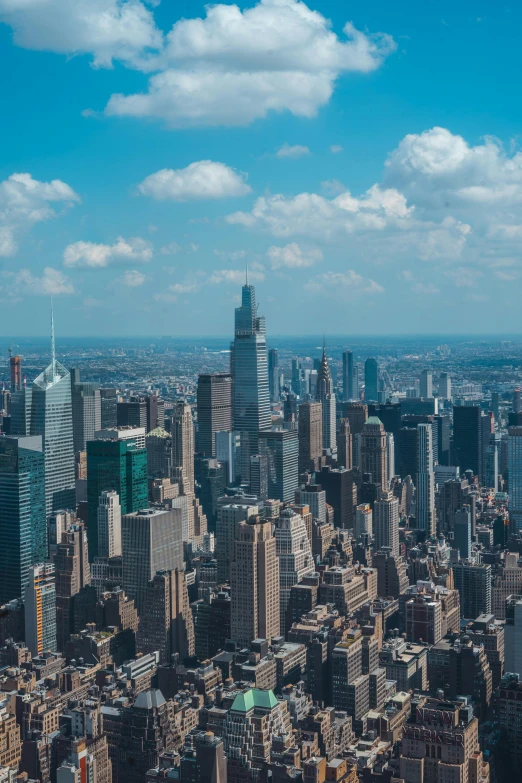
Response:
[[342, 350, 354, 401], [0, 435, 46, 603], [196, 373, 232, 456], [364, 357, 379, 403], [232, 282, 270, 461], [453, 405, 481, 476], [268, 348, 280, 402]]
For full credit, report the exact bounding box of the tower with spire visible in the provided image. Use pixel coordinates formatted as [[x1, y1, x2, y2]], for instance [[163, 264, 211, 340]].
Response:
[[316, 340, 337, 456]]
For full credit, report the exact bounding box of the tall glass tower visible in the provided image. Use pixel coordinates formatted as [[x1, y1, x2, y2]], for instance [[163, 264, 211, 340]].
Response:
[[232, 281, 270, 462]]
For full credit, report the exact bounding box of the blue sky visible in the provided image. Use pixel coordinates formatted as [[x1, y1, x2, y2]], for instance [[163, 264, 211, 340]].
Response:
[[1, 0, 522, 336]]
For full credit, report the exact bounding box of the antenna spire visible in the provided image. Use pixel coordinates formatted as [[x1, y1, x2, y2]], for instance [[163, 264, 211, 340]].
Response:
[[51, 297, 56, 379], [246, 261, 249, 286]]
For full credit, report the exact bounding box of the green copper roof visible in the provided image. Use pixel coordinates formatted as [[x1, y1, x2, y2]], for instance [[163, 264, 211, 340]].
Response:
[[231, 688, 278, 712], [365, 416, 383, 426], [146, 427, 170, 439]]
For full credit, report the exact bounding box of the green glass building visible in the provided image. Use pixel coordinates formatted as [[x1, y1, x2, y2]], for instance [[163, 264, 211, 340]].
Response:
[[87, 432, 147, 560], [0, 435, 46, 604]]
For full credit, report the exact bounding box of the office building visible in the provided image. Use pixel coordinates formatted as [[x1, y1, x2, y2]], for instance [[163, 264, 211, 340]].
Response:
[[230, 518, 280, 646], [509, 426, 522, 532], [275, 508, 314, 634], [317, 465, 357, 528], [295, 484, 326, 525], [428, 636, 492, 719], [373, 549, 408, 598], [232, 281, 271, 463], [216, 500, 259, 583], [122, 507, 183, 615], [361, 417, 388, 491], [196, 373, 232, 456], [355, 504, 372, 537], [364, 358, 378, 403], [170, 401, 195, 494], [70, 369, 101, 454], [99, 388, 117, 429], [453, 562, 492, 619], [180, 731, 227, 783], [145, 395, 165, 432], [97, 490, 122, 559], [498, 674, 522, 771], [374, 491, 399, 557], [137, 568, 195, 662], [417, 423, 435, 537], [116, 398, 147, 430], [54, 522, 91, 650], [453, 405, 481, 477], [338, 418, 353, 470], [439, 372, 452, 401], [454, 506, 472, 559], [258, 428, 298, 502], [24, 563, 57, 655], [419, 369, 433, 399], [317, 347, 336, 455], [86, 428, 147, 559], [298, 401, 323, 473], [343, 350, 354, 401], [268, 348, 280, 402], [0, 435, 46, 604], [145, 426, 172, 479], [215, 429, 241, 485], [401, 581, 460, 645]]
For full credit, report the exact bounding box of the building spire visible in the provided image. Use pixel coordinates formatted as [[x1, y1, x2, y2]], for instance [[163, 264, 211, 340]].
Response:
[[51, 297, 56, 379], [245, 261, 249, 286]]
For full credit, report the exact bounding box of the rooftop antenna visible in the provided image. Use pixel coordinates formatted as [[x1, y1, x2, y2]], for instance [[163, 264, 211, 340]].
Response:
[[51, 297, 56, 379], [246, 261, 249, 286]]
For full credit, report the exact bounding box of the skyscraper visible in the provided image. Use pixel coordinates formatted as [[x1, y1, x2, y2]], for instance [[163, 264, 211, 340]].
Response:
[[145, 426, 172, 478], [373, 491, 399, 556], [171, 401, 195, 494], [54, 522, 91, 650], [258, 428, 299, 502], [196, 374, 232, 456], [364, 358, 378, 403], [97, 490, 122, 559], [137, 569, 195, 662], [416, 423, 435, 537], [298, 401, 323, 474], [453, 405, 481, 477], [230, 518, 280, 647], [338, 418, 353, 470], [268, 348, 280, 402], [99, 388, 117, 429], [343, 350, 354, 401], [419, 369, 433, 399], [0, 435, 46, 604], [121, 507, 183, 615], [361, 417, 388, 491], [24, 563, 57, 655], [275, 508, 314, 634], [232, 281, 271, 464], [439, 372, 452, 401], [117, 398, 147, 430], [70, 369, 101, 454], [508, 426, 522, 532], [12, 309, 75, 517], [317, 346, 336, 455]]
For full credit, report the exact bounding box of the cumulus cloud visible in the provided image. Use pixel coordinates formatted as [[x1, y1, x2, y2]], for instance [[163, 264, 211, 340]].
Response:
[[305, 270, 384, 296], [0, 0, 162, 70], [138, 161, 251, 200], [276, 144, 310, 159], [63, 236, 152, 268], [105, 0, 395, 127], [16, 266, 74, 295], [268, 243, 322, 269], [120, 269, 146, 287], [0, 172, 79, 257]]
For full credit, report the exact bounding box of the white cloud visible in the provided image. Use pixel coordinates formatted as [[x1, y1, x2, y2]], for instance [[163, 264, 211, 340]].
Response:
[[305, 270, 384, 296], [120, 269, 146, 287], [16, 266, 74, 295], [330, 144, 343, 154], [209, 266, 265, 285], [0, 172, 79, 257], [138, 161, 251, 200], [63, 236, 152, 268], [413, 282, 440, 294], [276, 143, 310, 159], [105, 0, 395, 127], [0, 0, 162, 70], [444, 267, 481, 288], [169, 281, 199, 293], [160, 242, 182, 255], [268, 242, 322, 269]]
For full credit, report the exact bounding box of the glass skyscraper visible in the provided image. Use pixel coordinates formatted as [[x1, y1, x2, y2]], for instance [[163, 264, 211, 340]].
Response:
[[232, 282, 271, 461], [364, 357, 379, 403], [0, 435, 46, 603]]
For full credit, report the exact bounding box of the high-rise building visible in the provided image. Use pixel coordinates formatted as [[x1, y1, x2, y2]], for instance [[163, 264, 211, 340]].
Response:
[[364, 358, 378, 403], [86, 428, 147, 559], [373, 491, 399, 556], [145, 426, 172, 479], [9, 353, 21, 393], [439, 372, 452, 401], [171, 401, 195, 495], [268, 348, 280, 402], [24, 563, 57, 655], [145, 394, 165, 432], [361, 417, 388, 491], [419, 369, 433, 399], [317, 466, 357, 529], [453, 562, 492, 619], [386, 432, 395, 478], [215, 430, 241, 485], [298, 401, 323, 474], [117, 398, 147, 430], [295, 484, 326, 525], [137, 568, 195, 662], [99, 388, 117, 429], [216, 501, 259, 583], [11, 311, 75, 517], [317, 347, 336, 455], [0, 435, 46, 604], [453, 405, 481, 477], [231, 518, 280, 646], [97, 490, 122, 559], [508, 426, 522, 532], [258, 428, 298, 502], [338, 419, 353, 471], [454, 506, 472, 559], [54, 522, 91, 650], [121, 507, 183, 615], [232, 281, 271, 464], [416, 423, 435, 537], [275, 508, 314, 634], [180, 730, 227, 783], [196, 374, 232, 456], [70, 369, 101, 454], [355, 504, 372, 537], [343, 350, 354, 401]]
